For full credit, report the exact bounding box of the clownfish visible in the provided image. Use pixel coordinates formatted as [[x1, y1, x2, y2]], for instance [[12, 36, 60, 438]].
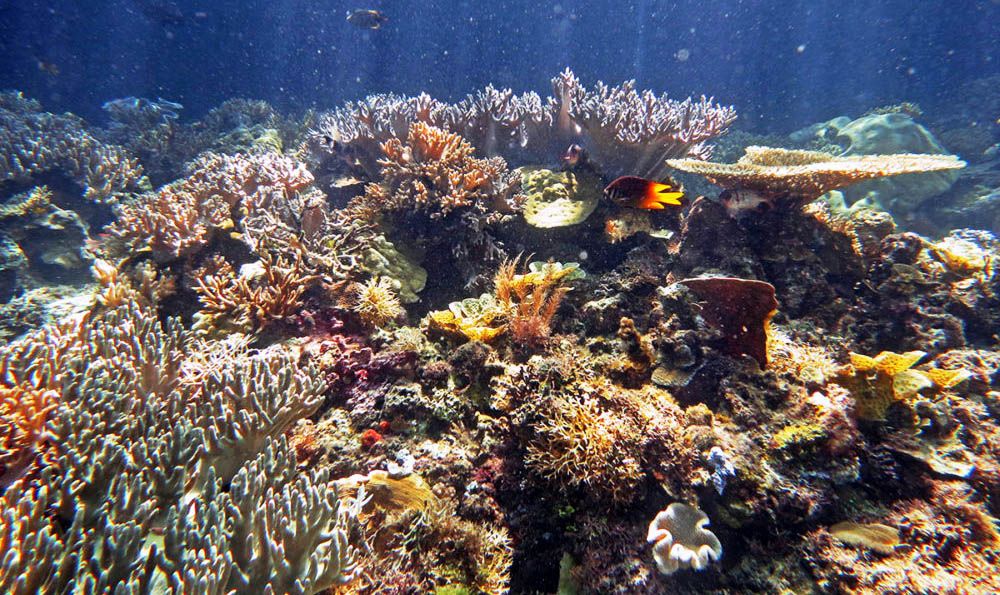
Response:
[[604, 176, 685, 210]]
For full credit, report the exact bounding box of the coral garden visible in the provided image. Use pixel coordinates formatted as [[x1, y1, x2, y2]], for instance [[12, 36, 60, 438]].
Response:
[[1, 71, 1000, 594]]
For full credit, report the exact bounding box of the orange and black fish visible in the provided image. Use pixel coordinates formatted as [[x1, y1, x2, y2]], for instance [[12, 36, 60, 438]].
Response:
[[604, 176, 684, 210]]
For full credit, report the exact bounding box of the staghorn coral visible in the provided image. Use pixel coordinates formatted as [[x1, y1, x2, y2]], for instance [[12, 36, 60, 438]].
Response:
[[667, 146, 965, 207], [102, 151, 314, 262], [192, 252, 318, 336], [308, 69, 735, 180], [351, 122, 523, 223], [523, 390, 645, 506], [0, 92, 148, 202], [0, 299, 365, 594], [553, 68, 737, 177]]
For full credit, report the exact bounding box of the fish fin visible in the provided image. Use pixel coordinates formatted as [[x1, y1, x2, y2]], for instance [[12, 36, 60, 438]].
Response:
[[638, 183, 684, 209]]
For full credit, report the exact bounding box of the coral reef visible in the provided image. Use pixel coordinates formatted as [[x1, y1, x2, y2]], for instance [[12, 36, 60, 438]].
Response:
[[0, 300, 365, 593], [0, 92, 148, 202], [1, 74, 999, 595], [667, 145, 965, 211]]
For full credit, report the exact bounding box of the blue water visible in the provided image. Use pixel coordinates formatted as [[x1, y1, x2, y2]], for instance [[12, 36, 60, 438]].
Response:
[[1, 0, 998, 130]]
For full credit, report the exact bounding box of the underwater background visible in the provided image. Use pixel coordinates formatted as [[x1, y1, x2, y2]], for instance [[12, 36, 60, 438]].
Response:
[[2, 1, 1000, 594]]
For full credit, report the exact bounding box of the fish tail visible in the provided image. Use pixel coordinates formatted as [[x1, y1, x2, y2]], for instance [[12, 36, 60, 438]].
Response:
[[639, 183, 684, 209]]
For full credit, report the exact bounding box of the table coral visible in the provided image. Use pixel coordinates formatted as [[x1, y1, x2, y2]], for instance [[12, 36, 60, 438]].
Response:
[[667, 145, 965, 208]]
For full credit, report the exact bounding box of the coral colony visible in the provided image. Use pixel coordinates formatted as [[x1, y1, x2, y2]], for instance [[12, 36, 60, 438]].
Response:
[[1, 69, 999, 594]]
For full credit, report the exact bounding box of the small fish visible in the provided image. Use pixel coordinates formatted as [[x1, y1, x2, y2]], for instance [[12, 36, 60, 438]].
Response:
[[561, 143, 586, 169], [36, 59, 60, 77], [604, 176, 684, 210], [347, 9, 388, 30], [719, 188, 773, 219]]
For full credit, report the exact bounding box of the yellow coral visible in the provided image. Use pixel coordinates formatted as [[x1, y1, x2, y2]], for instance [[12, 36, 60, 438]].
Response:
[[772, 422, 827, 453], [427, 294, 506, 342], [353, 276, 404, 327], [838, 350, 969, 421]]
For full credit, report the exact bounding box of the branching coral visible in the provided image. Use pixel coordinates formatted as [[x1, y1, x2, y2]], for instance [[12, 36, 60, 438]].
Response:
[[308, 70, 735, 180], [102, 151, 314, 262], [0, 299, 364, 593], [553, 68, 737, 177], [192, 252, 318, 336], [0, 92, 148, 202], [350, 122, 523, 223]]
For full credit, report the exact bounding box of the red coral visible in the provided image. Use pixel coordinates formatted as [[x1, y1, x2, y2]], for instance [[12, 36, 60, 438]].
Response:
[[360, 428, 382, 449]]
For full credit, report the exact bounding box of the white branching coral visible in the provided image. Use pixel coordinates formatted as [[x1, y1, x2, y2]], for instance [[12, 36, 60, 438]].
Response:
[[647, 503, 723, 575]]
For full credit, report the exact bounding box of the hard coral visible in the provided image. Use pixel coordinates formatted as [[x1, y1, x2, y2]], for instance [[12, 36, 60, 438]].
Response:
[[308, 69, 735, 180], [103, 151, 313, 262], [668, 146, 965, 206], [351, 122, 523, 222], [192, 252, 318, 336], [0, 92, 148, 202]]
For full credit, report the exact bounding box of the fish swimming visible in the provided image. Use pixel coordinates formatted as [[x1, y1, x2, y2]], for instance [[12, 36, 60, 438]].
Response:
[[347, 9, 388, 29], [719, 188, 773, 219], [604, 176, 685, 210]]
